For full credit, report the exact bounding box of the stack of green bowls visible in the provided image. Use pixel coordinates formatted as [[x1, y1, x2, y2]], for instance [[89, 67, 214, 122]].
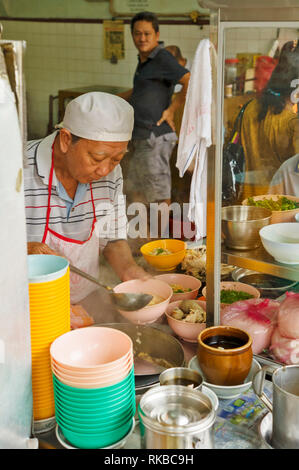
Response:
[[50, 327, 136, 449]]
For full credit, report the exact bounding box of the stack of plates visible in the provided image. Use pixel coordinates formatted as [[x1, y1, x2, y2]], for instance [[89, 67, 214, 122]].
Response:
[[50, 327, 136, 449], [28, 255, 70, 421]]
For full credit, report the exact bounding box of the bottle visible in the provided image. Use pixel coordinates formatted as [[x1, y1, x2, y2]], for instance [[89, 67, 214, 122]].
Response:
[[225, 58, 239, 95]]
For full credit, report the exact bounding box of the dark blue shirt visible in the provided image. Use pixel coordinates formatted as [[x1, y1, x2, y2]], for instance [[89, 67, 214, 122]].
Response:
[[129, 45, 189, 139]]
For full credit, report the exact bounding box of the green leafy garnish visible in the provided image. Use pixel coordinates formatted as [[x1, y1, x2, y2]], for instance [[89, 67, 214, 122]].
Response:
[[220, 289, 254, 304], [247, 196, 299, 211]]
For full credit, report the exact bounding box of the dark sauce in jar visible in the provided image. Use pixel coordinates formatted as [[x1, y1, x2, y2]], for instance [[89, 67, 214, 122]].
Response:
[[204, 335, 246, 350]]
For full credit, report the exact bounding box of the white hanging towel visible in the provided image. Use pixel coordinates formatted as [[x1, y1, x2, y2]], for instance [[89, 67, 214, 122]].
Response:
[[176, 39, 213, 240]]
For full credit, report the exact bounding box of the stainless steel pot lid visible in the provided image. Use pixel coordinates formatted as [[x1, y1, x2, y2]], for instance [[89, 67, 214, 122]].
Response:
[[139, 385, 215, 434]]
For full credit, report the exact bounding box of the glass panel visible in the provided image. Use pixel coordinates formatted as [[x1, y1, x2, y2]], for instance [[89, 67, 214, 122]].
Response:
[[222, 27, 299, 206]]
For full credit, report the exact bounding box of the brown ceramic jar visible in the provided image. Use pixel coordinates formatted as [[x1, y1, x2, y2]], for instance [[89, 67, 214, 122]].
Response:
[[197, 325, 253, 386]]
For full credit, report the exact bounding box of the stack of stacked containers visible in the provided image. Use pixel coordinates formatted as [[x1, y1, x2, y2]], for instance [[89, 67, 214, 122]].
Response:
[[50, 326, 136, 449], [28, 255, 71, 422]]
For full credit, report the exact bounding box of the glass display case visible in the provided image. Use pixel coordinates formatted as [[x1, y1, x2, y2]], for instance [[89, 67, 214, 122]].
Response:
[[200, 1, 299, 369]]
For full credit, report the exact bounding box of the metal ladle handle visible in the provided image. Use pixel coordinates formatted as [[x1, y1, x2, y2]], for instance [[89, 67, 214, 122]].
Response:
[[252, 366, 273, 413], [69, 264, 111, 290]]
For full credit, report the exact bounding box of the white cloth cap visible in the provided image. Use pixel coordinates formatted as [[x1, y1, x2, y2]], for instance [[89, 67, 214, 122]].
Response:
[[61, 92, 134, 141]]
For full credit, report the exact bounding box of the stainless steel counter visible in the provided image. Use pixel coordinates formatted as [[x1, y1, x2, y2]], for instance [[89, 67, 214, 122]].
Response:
[[222, 244, 299, 282]]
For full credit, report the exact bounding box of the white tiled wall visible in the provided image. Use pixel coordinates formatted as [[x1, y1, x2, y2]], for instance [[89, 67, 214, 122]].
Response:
[[2, 20, 276, 139], [2, 21, 209, 139]]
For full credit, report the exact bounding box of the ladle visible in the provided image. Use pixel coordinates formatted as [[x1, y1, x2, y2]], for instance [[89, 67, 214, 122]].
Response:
[[69, 264, 153, 311]]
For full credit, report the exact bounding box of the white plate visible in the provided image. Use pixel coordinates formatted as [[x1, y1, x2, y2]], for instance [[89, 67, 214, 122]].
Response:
[[188, 356, 261, 399], [201, 385, 219, 411]]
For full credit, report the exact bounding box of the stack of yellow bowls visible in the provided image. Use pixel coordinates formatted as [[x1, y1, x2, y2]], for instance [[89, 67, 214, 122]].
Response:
[[28, 255, 70, 422]]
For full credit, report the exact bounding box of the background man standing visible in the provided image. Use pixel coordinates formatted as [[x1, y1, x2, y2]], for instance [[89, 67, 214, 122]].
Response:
[[119, 11, 190, 238]]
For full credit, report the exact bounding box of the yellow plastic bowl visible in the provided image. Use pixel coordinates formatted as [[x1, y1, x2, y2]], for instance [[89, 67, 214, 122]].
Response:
[[140, 239, 186, 271]]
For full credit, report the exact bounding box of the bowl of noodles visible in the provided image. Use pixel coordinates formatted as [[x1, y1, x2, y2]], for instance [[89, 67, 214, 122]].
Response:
[[154, 273, 202, 302], [242, 195, 299, 224], [140, 239, 186, 271], [113, 279, 173, 324]]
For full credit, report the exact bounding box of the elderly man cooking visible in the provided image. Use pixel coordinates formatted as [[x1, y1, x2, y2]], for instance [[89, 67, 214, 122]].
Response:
[[25, 92, 150, 317]]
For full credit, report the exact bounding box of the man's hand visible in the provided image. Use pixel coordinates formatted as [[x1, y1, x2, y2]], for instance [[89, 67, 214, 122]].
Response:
[[27, 241, 60, 256], [156, 72, 190, 131], [121, 264, 152, 282], [103, 240, 152, 282], [156, 108, 176, 131]]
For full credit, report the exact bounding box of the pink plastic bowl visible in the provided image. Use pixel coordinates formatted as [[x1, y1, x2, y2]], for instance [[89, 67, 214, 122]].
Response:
[[51, 362, 133, 388], [50, 349, 132, 374], [51, 356, 133, 379], [202, 281, 260, 308], [50, 327, 133, 370], [165, 300, 207, 343], [154, 273, 202, 302], [52, 368, 133, 389], [113, 279, 173, 324]]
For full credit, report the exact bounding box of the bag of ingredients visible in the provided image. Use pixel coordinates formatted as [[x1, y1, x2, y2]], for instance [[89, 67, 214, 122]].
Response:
[[221, 298, 280, 354], [277, 292, 299, 339], [270, 327, 299, 365], [70, 304, 95, 329]]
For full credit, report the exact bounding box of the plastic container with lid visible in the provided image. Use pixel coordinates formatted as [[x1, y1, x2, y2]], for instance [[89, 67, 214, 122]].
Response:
[[225, 58, 239, 94]]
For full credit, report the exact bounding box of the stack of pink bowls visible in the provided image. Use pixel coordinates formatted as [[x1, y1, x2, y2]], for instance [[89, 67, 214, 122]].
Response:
[[50, 326, 135, 449]]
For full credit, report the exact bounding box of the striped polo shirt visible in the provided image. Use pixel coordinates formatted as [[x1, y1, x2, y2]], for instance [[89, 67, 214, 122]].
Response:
[[24, 131, 128, 248]]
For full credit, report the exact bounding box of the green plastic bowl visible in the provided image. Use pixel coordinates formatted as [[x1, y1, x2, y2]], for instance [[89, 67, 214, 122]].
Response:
[[54, 402, 135, 429], [59, 418, 133, 449], [52, 368, 134, 397], [53, 379, 134, 403], [55, 405, 135, 433], [53, 384, 135, 412], [54, 398, 135, 429], [53, 383, 135, 410]]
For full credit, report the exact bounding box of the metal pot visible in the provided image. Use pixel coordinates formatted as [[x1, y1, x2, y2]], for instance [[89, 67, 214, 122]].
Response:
[[138, 385, 216, 449], [97, 323, 185, 392]]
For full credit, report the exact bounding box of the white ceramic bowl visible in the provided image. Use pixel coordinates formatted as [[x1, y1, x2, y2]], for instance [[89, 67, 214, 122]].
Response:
[[188, 356, 261, 399], [295, 213, 299, 222], [259, 223, 299, 264], [165, 300, 206, 343]]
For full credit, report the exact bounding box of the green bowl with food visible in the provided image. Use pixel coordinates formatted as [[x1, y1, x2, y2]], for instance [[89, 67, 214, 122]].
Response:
[[242, 194, 299, 224]]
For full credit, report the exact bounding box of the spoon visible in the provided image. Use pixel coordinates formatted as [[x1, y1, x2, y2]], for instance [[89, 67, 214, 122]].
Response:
[[69, 264, 153, 311]]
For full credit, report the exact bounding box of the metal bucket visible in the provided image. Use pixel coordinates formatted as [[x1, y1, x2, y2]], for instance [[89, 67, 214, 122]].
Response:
[[138, 385, 216, 449]]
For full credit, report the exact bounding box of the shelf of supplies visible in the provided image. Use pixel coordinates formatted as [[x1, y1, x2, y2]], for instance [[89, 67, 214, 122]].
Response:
[[221, 244, 299, 282]]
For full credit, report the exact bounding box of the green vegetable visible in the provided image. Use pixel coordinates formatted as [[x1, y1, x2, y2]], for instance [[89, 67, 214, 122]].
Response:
[[220, 289, 254, 304], [247, 196, 299, 211]]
